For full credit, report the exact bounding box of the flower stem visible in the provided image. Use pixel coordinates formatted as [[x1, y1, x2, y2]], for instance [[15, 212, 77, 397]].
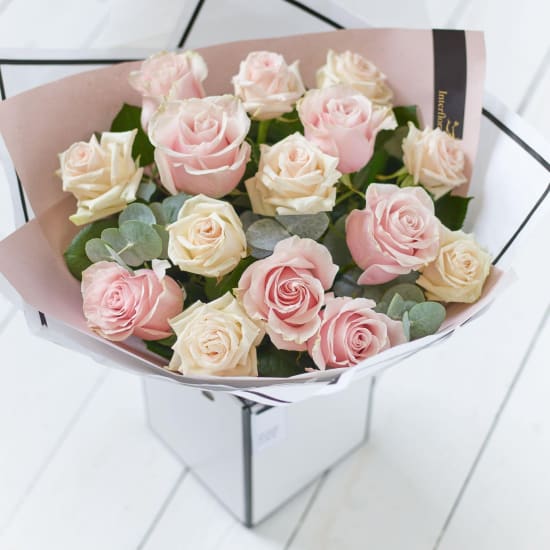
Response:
[[338, 174, 365, 201], [376, 166, 408, 181], [257, 119, 271, 144]]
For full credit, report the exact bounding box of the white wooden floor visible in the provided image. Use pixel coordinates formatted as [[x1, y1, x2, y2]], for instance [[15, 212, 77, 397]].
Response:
[[0, 1, 549, 549]]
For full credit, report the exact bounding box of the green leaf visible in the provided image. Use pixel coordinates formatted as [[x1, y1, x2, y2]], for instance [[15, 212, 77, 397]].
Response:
[[118, 220, 163, 266], [119, 202, 156, 225], [240, 210, 262, 231], [136, 181, 157, 202], [352, 148, 390, 191], [400, 174, 415, 188], [150, 202, 168, 225], [101, 227, 128, 252], [85, 238, 119, 264], [246, 218, 291, 252], [153, 224, 169, 259], [321, 215, 352, 267], [377, 283, 425, 313], [408, 301, 446, 339], [275, 212, 330, 240], [402, 310, 411, 341], [386, 293, 406, 320], [204, 256, 255, 301], [249, 246, 273, 259], [110, 103, 155, 166], [392, 105, 419, 128], [382, 125, 409, 160], [63, 217, 117, 280], [162, 193, 192, 224], [434, 193, 473, 230], [257, 343, 309, 378], [248, 108, 305, 144], [145, 340, 174, 361]]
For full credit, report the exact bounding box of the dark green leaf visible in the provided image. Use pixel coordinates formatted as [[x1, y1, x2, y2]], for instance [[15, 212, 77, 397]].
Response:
[[204, 256, 255, 301], [321, 215, 352, 267], [257, 343, 308, 377], [392, 105, 419, 128], [352, 148, 390, 191], [110, 103, 155, 166], [383, 126, 409, 160], [145, 340, 174, 360], [434, 193, 473, 230], [63, 217, 117, 280]]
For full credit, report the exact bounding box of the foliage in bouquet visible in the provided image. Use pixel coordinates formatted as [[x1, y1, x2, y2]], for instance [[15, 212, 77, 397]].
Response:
[[59, 48, 492, 378]]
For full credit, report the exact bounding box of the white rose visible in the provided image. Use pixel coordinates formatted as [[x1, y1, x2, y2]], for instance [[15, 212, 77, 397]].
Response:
[[402, 122, 467, 199], [245, 132, 341, 216], [167, 194, 247, 278], [169, 293, 263, 377], [417, 227, 491, 303], [316, 49, 393, 106], [58, 130, 143, 225], [232, 51, 305, 120]]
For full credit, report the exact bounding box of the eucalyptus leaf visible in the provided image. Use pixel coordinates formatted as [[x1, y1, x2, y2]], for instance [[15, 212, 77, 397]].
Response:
[[110, 103, 154, 166], [136, 181, 157, 202], [402, 310, 411, 341], [153, 224, 169, 259], [101, 227, 128, 252], [386, 293, 406, 320], [162, 193, 192, 224], [408, 301, 446, 340], [246, 218, 290, 252], [118, 220, 163, 266], [250, 246, 273, 259], [85, 238, 119, 264], [240, 210, 262, 231], [275, 212, 330, 240], [377, 283, 425, 313], [63, 217, 117, 280], [150, 202, 168, 225], [119, 202, 156, 225]]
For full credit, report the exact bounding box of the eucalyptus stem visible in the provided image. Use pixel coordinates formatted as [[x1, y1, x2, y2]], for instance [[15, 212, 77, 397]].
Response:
[[257, 119, 271, 144]]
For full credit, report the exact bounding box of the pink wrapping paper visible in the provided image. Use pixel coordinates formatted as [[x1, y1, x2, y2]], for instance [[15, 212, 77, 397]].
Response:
[[0, 28, 493, 393]]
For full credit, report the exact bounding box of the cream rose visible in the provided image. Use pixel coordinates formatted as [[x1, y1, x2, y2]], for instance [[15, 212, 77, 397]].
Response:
[[245, 132, 341, 216], [417, 227, 491, 303], [402, 122, 467, 199], [169, 293, 263, 377], [59, 131, 143, 225], [167, 194, 247, 278], [316, 49, 393, 106], [232, 51, 305, 120]]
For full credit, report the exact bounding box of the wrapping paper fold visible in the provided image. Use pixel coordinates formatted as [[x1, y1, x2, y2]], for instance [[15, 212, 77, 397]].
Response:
[[0, 28, 502, 404]]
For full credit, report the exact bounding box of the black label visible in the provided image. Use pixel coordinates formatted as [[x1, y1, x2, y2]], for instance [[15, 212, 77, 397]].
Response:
[[432, 29, 467, 139]]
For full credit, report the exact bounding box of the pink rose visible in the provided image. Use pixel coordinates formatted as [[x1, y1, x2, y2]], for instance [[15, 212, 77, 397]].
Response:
[[237, 236, 338, 351], [82, 261, 184, 341], [148, 96, 251, 198], [307, 294, 406, 369], [346, 183, 440, 285], [128, 50, 207, 130], [297, 85, 396, 174], [232, 51, 305, 120]]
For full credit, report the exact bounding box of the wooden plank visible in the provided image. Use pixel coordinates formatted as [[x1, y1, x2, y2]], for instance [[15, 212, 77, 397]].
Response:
[[289, 214, 549, 548], [141, 474, 319, 550], [0, 369, 184, 550], [438, 315, 550, 549]]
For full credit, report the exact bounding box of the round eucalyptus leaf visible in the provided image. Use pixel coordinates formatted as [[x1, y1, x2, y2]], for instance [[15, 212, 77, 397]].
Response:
[[240, 210, 262, 231], [136, 181, 157, 202], [408, 301, 446, 340], [153, 224, 169, 259], [101, 227, 127, 252], [85, 238, 116, 263], [119, 202, 156, 225], [386, 293, 406, 320], [162, 193, 192, 224], [275, 212, 330, 240], [402, 310, 411, 341], [246, 218, 290, 252], [118, 220, 163, 266], [150, 202, 168, 225], [378, 283, 425, 313], [250, 246, 273, 259]]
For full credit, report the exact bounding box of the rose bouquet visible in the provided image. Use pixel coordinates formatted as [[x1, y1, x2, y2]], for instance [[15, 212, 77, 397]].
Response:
[[56, 47, 492, 379]]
